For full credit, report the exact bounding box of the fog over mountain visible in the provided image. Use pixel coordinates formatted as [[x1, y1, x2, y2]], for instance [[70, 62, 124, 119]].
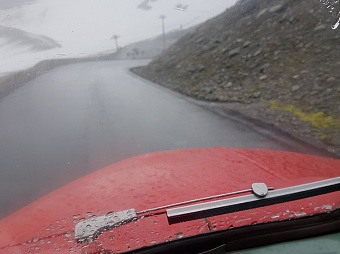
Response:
[[0, 0, 237, 51], [0, 0, 37, 10], [0, 25, 60, 51], [0, 0, 237, 74]]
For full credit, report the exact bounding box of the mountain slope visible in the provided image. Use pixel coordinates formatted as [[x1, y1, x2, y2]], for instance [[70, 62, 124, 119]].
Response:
[[0, 25, 61, 51], [134, 0, 340, 155], [112, 26, 197, 60]]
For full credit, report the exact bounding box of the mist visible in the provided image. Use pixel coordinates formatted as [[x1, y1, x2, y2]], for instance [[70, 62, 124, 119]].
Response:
[[0, 0, 237, 74], [1, 0, 236, 49], [0, 0, 37, 10]]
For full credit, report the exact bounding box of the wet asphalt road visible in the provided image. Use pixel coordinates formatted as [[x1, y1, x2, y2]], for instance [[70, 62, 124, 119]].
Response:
[[0, 60, 324, 218]]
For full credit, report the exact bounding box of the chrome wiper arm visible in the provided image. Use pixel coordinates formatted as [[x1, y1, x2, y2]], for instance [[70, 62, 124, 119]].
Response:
[[75, 183, 273, 242], [167, 177, 340, 224], [74, 177, 339, 242]]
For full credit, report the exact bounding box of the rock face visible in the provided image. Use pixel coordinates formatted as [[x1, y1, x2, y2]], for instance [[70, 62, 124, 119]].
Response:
[[135, 0, 340, 155]]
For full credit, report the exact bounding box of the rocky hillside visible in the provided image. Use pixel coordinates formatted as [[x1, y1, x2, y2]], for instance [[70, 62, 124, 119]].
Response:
[[134, 0, 340, 156]]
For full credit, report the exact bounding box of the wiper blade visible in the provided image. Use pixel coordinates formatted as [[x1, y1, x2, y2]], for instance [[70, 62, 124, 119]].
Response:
[[75, 183, 273, 242], [74, 177, 340, 242], [167, 177, 340, 224]]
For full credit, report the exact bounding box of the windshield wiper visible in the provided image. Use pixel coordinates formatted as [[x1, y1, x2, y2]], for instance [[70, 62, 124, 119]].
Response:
[[75, 177, 339, 242], [167, 177, 339, 224]]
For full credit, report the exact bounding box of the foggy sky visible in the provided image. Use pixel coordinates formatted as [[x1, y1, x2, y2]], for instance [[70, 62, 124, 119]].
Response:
[[1, 0, 238, 49], [0, 0, 237, 74], [0, 0, 37, 10]]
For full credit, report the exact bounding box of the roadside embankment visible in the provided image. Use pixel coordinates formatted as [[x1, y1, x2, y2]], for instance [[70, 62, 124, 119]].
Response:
[[132, 0, 340, 156]]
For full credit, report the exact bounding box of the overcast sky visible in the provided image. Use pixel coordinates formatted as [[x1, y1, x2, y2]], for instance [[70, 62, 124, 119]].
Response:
[[0, 0, 238, 74], [0, 0, 37, 9], [0, 0, 238, 64]]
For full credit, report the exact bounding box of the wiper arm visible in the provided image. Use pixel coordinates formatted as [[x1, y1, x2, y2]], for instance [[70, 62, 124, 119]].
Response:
[[75, 177, 340, 242], [75, 183, 273, 242], [167, 177, 340, 224]]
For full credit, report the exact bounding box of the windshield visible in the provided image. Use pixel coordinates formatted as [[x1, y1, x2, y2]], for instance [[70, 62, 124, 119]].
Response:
[[0, 0, 339, 253]]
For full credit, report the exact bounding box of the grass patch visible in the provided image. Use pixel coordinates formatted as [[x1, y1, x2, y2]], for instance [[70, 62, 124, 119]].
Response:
[[270, 100, 340, 129]]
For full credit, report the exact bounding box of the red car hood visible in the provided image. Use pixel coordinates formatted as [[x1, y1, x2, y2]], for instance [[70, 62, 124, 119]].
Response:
[[0, 147, 339, 253]]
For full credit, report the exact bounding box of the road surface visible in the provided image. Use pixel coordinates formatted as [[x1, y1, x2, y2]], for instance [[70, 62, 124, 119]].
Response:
[[0, 60, 327, 218]]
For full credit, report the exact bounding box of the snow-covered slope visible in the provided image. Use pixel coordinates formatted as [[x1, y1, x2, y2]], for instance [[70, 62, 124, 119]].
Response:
[[0, 25, 60, 51], [0, 0, 237, 75], [0, 25, 62, 76]]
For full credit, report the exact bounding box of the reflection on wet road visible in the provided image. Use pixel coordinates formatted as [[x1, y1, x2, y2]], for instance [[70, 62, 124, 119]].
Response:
[[0, 60, 324, 218]]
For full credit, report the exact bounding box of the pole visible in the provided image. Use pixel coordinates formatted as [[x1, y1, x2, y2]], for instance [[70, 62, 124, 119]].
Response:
[[112, 35, 119, 52], [159, 15, 166, 50]]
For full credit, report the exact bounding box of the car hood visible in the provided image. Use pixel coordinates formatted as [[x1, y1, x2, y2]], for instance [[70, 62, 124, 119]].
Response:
[[0, 147, 339, 253]]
